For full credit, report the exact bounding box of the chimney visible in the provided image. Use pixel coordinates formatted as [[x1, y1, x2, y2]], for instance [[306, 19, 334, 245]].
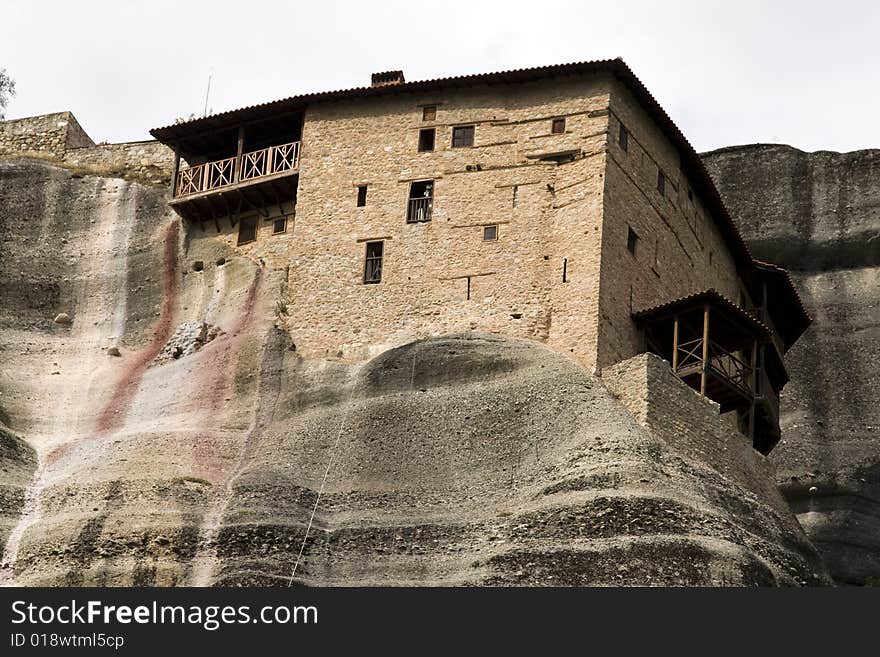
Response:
[[371, 70, 406, 87]]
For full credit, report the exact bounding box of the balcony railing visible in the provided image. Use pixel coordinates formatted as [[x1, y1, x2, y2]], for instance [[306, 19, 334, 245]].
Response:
[[174, 141, 301, 198], [407, 197, 433, 223]]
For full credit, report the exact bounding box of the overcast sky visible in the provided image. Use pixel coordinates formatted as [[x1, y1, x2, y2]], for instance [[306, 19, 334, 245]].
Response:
[[2, 1, 878, 152]]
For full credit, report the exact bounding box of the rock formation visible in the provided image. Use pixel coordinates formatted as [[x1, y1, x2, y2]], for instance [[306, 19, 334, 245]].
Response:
[[0, 158, 831, 586], [704, 144, 880, 585]]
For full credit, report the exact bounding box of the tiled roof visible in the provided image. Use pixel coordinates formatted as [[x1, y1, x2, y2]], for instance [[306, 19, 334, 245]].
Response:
[[632, 288, 773, 339]]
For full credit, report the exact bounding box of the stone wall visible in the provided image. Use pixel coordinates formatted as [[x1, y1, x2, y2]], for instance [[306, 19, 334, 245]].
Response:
[[62, 140, 173, 186], [602, 353, 781, 505], [186, 75, 612, 367], [595, 82, 742, 369], [0, 111, 93, 157], [0, 111, 172, 186]]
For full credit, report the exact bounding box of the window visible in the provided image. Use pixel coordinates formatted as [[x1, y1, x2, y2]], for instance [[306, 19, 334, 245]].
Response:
[[551, 117, 566, 134], [272, 216, 288, 234], [562, 258, 568, 283], [357, 185, 368, 207], [483, 225, 498, 241], [237, 215, 257, 245], [619, 124, 628, 152], [512, 185, 519, 208], [407, 180, 433, 223], [657, 170, 666, 196], [627, 226, 639, 255], [422, 105, 436, 121], [452, 125, 475, 148], [364, 241, 384, 284], [418, 128, 435, 152]]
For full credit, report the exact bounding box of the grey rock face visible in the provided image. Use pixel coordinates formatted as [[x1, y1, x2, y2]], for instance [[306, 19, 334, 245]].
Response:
[[0, 158, 830, 586], [704, 144, 880, 585]]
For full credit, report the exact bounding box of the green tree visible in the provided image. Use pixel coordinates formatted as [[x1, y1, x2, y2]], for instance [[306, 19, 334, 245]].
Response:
[[0, 68, 15, 119]]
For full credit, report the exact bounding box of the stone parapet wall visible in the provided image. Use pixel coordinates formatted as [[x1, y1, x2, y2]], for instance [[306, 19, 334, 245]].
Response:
[[0, 111, 172, 186], [602, 353, 780, 502], [62, 140, 173, 186], [0, 111, 93, 157]]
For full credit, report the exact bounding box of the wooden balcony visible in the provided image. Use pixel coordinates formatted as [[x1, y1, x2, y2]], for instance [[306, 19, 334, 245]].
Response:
[[634, 289, 785, 453], [174, 141, 301, 199], [169, 141, 300, 225]]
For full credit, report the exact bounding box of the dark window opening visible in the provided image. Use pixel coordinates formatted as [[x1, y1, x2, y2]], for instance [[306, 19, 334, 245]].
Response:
[[618, 124, 628, 151], [357, 185, 368, 207], [466, 276, 471, 300], [418, 128, 435, 152], [422, 105, 436, 121], [407, 180, 433, 223], [452, 125, 475, 148], [657, 170, 666, 195], [483, 225, 498, 241], [562, 258, 568, 283], [512, 185, 519, 208], [627, 226, 639, 256], [237, 215, 258, 245], [364, 241, 384, 284], [272, 216, 288, 234], [551, 117, 566, 134]]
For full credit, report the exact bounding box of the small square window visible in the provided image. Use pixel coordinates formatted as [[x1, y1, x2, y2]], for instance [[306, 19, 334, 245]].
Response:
[[422, 105, 436, 121], [237, 215, 257, 245], [452, 125, 474, 148], [357, 185, 367, 207], [418, 128, 435, 152], [627, 226, 639, 256], [657, 170, 666, 196], [483, 225, 498, 241], [272, 216, 288, 234], [551, 117, 566, 134], [619, 124, 628, 152], [364, 241, 384, 284]]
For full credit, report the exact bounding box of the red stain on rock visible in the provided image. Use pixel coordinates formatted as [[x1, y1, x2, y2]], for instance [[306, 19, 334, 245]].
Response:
[[93, 219, 180, 436]]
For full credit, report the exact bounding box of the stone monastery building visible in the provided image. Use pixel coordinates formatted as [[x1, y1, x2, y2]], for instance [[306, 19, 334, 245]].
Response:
[[149, 58, 809, 454]]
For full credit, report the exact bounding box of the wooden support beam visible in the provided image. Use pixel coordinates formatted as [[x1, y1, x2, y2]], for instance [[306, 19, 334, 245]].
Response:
[[700, 304, 710, 397], [234, 125, 245, 183], [748, 338, 758, 440], [171, 151, 181, 198], [672, 315, 680, 371]]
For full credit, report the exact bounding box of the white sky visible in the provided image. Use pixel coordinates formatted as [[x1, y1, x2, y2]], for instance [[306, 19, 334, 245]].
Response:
[[2, 0, 879, 152]]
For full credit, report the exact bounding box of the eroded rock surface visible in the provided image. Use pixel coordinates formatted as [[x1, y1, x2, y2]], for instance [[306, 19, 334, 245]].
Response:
[[704, 144, 880, 585], [0, 159, 829, 586]]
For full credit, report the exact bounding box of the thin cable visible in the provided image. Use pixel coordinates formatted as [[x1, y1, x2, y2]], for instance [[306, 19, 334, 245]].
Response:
[[287, 379, 357, 587]]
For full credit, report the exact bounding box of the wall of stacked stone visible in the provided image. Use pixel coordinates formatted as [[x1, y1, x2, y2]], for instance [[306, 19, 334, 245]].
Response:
[[1, 111, 173, 185], [602, 353, 780, 501], [0, 111, 93, 157], [595, 80, 743, 370], [186, 75, 613, 366], [62, 140, 174, 185]]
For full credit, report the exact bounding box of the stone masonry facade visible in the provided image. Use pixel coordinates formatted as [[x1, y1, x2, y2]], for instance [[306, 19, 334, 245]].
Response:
[[186, 70, 746, 373], [602, 353, 779, 501]]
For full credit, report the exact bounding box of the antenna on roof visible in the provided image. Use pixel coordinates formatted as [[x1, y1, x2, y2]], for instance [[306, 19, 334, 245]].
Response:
[[203, 72, 213, 118]]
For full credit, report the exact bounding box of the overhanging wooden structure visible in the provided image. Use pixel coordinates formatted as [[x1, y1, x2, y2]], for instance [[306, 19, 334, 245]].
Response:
[[634, 289, 787, 454], [154, 108, 304, 228]]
